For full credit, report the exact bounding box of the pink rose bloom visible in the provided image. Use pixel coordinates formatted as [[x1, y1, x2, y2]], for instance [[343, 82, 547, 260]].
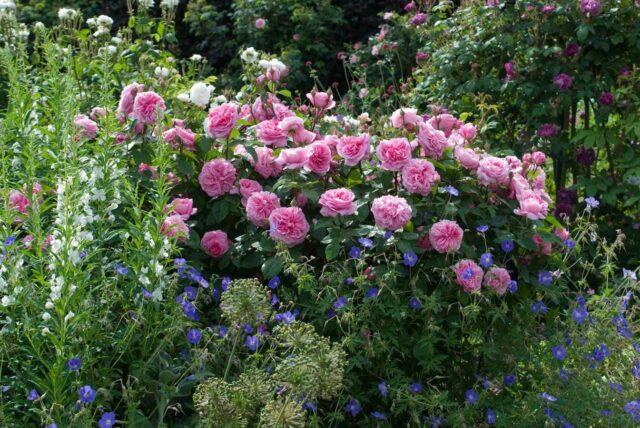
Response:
[[483, 267, 511, 295], [163, 125, 196, 151], [401, 159, 440, 195], [371, 195, 412, 230], [278, 117, 315, 145], [8, 190, 29, 214], [198, 159, 237, 198], [555, 227, 570, 241], [458, 123, 477, 141], [477, 156, 510, 188], [131, 91, 166, 125], [337, 134, 371, 166], [377, 138, 412, 171], [116, 82, 144, 121], [305, 142, 332, 175], [246, 191, 281, 227], [204, 102, 239, 139], [454, 147, 480, 170], [255, 18, 266, 29], [160, 215, 189, 242], [509, 173, 531, 198], [166, 198, 197, 220], [453, 259, 484, 293], [277, 147, 309, 170], [427, 114, 462, 137], [294, 192, 308, 207], [514, 190, 549, 220], [390, 108, 421, 130], [238, 179, 263, 204], [251, 147, 283, 179], [429, 220, 463, 253], [257, 119, 288, 147], [531, 151, 546, 165], [505, 156, 523, 174], [201, 230, 229, 258], [532, 170, 546, 191], [319, 188, 357, 217], [90, 107, 107, 120], [74, 115, 98, 139], [272, 102, 295, 120], [268, 207, 310, 247], [533, 234, 553, 255], [418, 123, 449, 160], [306, 90, 336, 110]]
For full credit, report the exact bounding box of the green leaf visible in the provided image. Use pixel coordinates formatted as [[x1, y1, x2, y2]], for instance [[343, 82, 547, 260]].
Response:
[[325, 242, 340, 260], [261, 257, 284, 279]]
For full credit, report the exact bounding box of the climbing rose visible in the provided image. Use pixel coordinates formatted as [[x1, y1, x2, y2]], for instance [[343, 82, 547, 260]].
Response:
[[337, 134, 371, 166], [201, 230, 229, 258], [319, 188, 357, 217], [377, 138, 412, 171], [477, 156, 510, 188], [74, 115, 98, 139], [304, 142, 332, 175], [429, 220, 463, 253], [160, 215, 189, 241], [483, 267, 511, 295], [371, 195, 412, 230], [131, 91, 166, 125], [514, 190, 549, 220], [204, 102, 238, 139], [198, 159, 237, 198], [246, 191, 281, 227], [390, 108, 421, 130], [453, 259, 483, 292], [268, 207, 310, 247], [401, 159, 440, 195]]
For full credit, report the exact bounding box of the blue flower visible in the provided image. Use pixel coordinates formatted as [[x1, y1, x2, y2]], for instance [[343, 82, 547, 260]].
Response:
[[486, 408, 496, 425], [349, 246, 362, 259], [465, 389, 478, 405], [540, 392, 557, 402], [503, 374, 516, 386], [141, 288, 153, 299], [268, 276, 280, 289], [631, 361, 640, 379], [501, 239, 514, 253], [186, 328, 202, 345], [358, 237, 374, 248], [508, 280, 518, 293], [444, 185, 459, 196], [67, 357, 82, 371], [243, 324, 254, 334], [184, 286, 197, 300], [365, 288, 379, 299], [537, 271, 553, 286], [333, 296, 347, 310], [403, 251, 418, 267], [78, 385, 96, 404], [217, 325, 228, 338], [245, 335, 259, 352], [378, 381, 388, 397], [4, 236, 15, 246], [591, 343, 610, 363], [479, 253, 494, 267], [612, 315, 632, 338], [409, 383, 423, 394], [221, 276, 232, 291], [383, 230, 394, 240], [98, 412, 116, 428], [344, 278, 354, 285], [45, 424, 58, 428], [531, 300, 548, 314], [609, 382, 623, 393], [274, 311, 296, 325], [572, 306, 588, 325], [476, 225, 489, 233], [409, 297, 422, 310], [27, 389, 39, 401], [563, 239, 575, 250], [551, 345, 567, 361], [371, 411, 387, 420], [624, 401, 639, 416], [344, 398, 361, 417], [114, 262, 129, 275], [303, 401, 317, 413], [584, 197, 599, 209], [181, 301, 200, 321]]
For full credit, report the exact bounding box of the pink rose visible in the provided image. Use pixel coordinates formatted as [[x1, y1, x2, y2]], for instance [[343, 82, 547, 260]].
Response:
[[337, 134, 371, 166], [429, 220, 463, 253], [458, 123, 477, 141], [555, 227, 570, 241], [319, 188, 357, 217], [74, 115, 98, 139], [246, 191, 281, 227], [198, 159, 237, 198], [531, 151, 546, 165], [377, 138, 412, 171], [278, 117, 315, 145], [533, 234, 552, 255], [477, 156, 510, 188], [201, 230, 229, 258], [250, 147, 283, 179], [277, 147, 309, 170], [8, 190, 29, 214], [455, 147, 480, 170], [371, 195, 412, 230], [401, 159, 440, 195], [166, 198, 197, 220], [306, 90, 336, 110], [427, 114, 462, 137], [483, 267, 511, 295], [268, 207, 310, 247], [505, 156, 523, 174], [453, 259, 483, 293], [509, 174, 531, 198], [305, 142, 332, 175], [238, 179, 263, 204], [390, 108, 421, 130], [514, 190, 549, 220], [255, 18, 266, 29], [163, 125, 196, 151], [90, 107, 107, 120], [204, 102, 238, 139], [257, 119, 288, 147], [418, 123, 449, 160], [131, 91, 166, 125], [116, 82, 144, 121], [160, 215, 189, 242]]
